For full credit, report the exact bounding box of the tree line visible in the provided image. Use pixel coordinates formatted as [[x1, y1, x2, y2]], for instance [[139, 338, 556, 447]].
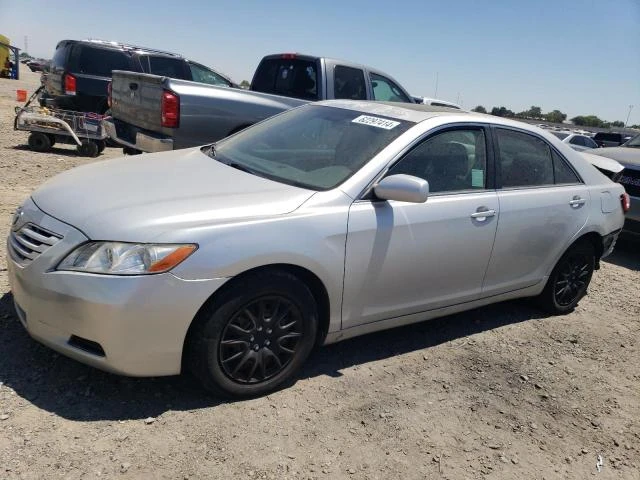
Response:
[[470, 105, 638, 129]]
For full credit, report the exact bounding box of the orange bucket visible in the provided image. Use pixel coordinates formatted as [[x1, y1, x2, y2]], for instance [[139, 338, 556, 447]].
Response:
[[16, 89, 27, 102]]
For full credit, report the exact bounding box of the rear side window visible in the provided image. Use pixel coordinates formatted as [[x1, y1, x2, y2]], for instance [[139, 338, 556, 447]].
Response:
[[370, 73, 411, 103], [334, 65, 366, 100], [252, 58, 319, 100], [70, 46, 130, 77], [139, 55, 188, 79], [497, 129, 554, 187], [189, 62, 231, 86], [552, 150, 580, 184], [51, 44, 68, 69], [497, 128, 580, 187]]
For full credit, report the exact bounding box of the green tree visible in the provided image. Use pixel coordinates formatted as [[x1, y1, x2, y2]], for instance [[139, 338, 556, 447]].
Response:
[[544, 110, 567, 124], [19, 52, 32, 60], [571, 115, 606, 127], [471, 105, 487, 114], [239, 80, 250, 89], [491, 106, 515, 117], [611, 120, 624, 128]]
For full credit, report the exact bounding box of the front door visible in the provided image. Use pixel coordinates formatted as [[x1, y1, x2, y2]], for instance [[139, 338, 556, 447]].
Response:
[[342, 126, 499, 329]]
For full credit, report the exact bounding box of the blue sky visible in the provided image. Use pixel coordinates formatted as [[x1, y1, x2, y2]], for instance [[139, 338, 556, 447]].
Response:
[[1, 0, 639, 124]]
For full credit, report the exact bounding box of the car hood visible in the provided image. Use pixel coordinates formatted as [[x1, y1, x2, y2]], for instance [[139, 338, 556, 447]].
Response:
[[579, 152, 625, 173], [589, 147, 640, 167], [31, 147, 316, 242]]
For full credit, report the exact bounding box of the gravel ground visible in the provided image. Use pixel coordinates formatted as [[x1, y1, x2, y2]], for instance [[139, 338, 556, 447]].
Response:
[[0, 70, 639, 480]]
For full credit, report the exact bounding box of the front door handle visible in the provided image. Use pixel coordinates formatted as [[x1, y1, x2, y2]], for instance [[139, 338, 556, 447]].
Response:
[[569, 196, 586, 207], [470, 208, 496, 221]]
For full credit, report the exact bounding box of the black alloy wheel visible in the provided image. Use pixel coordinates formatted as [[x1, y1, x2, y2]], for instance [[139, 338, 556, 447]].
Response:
[[553, 252, 592, 307], [538, 240, 595, 314], [187, 270, 318, 398], [219, 296, 303, 384]]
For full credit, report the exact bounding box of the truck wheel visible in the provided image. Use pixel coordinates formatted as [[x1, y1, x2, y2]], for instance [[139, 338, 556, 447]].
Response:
[[28, 132, 52, 152], [77, 141, 100, 158]]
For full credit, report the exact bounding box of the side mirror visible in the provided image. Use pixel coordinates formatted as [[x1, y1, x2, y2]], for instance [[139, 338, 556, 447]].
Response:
[[374, 174, 429, 203]]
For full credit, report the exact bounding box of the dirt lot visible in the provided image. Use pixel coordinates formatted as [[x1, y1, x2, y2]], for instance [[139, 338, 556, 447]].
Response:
[[0, 70, 638, 480]]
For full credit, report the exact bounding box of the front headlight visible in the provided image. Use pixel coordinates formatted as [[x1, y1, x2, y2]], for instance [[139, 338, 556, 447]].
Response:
[[57, 242, 197, 275]]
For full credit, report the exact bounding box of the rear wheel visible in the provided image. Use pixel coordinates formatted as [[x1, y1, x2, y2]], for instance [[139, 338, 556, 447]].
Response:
[[538, 240, 595, 314], [96, 140, 106, 153], [77, 141, 99, 157], [28, 132, 52, 152], [188, 270, 318, 398]]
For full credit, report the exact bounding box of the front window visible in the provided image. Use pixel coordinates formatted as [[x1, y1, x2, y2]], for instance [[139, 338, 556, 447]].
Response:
[[210, 105, 413, 190]]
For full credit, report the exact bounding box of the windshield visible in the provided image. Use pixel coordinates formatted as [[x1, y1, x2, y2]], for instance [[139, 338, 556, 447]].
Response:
[[624, 134, 640, 147], [551, 132, 569, 140], [211, 105, 413, 190]]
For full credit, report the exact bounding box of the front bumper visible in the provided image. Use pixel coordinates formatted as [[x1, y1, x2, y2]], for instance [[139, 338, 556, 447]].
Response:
[[7, 199, 227, 376], [103, 118, 173, 153]]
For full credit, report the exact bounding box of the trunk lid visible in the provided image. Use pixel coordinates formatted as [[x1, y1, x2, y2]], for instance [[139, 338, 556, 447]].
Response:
[[111, 70, 169, 135]]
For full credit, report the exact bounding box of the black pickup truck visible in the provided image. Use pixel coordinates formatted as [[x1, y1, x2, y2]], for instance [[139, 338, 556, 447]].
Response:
[[43, 39, 235, 113]]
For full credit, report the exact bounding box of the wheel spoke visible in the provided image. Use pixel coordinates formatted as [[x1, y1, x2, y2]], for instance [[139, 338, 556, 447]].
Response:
[[247, 356, 260, 381], [227, 323, 253, 338], [221, 350, 245, 364], [231, 351, 253, 377], [221, 339, 249, 347]]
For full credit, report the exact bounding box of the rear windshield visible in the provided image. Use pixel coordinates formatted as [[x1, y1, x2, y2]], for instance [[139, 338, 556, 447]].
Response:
[[252, 58, 319, 100], [212, 105, 413, 190], [594, 133, 622, 141], [69, 45, 130, 77], [139, 55, 188, 79], [551, 132, 569, 140]]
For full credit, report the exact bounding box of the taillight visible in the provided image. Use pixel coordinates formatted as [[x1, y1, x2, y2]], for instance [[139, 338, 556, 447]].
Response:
[[621, 192, 630, 213], [281, 53, 297, 59], [107, 81, 112, 108], [64, 73, 76, 95], [161, 90, 179, 128]]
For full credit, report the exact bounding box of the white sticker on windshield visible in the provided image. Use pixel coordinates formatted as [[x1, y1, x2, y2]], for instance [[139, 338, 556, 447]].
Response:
[[352, 115, 400, 130]]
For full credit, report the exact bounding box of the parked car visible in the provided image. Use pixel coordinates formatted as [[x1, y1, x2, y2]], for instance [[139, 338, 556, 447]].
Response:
[[593, 132, 629, 148], [104, 53, 415, 153], [26, 59, 48, 72], [8, 102, 627, 397], [550, 132, 599, 151], [412, 96, 462, 109], [43, 39, 235, 114], [589, 133, 640, 236]]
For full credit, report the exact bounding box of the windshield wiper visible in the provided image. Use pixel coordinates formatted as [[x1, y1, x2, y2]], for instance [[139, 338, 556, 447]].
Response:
[[225, 161, 262, 176], [205, 144, 216, 157]]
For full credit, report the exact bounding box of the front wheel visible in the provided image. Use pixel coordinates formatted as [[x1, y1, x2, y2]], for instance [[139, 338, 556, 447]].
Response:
[[28, 132, 52, 152], [187, 271, 318, 398], [537, 240, 595, 314]]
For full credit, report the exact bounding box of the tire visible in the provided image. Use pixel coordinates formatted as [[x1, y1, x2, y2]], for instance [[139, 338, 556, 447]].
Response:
[[96, 140, 106, 153], [537, 240, 595, 314], [47, 134, 56, 147], [77, 141, 99, 157], [28, 132, 52, 152], [187, 270, 318, 398]]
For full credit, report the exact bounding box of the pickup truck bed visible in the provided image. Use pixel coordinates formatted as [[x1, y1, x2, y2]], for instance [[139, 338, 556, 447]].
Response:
[[105, 53, 415, 152]]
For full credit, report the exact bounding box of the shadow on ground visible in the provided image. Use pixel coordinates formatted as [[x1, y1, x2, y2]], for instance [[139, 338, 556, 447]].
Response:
[[0, 290, 545, 422], [8, 144, 119, 158], [603, 238, 639, 271]]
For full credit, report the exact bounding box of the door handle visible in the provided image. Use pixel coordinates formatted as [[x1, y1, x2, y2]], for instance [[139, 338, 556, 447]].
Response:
[[470, 208, 496, 220], [569, 197, 586, 207]]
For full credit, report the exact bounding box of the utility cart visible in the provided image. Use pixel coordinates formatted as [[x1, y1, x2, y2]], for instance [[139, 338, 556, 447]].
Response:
[[14, 87, 108, 157]]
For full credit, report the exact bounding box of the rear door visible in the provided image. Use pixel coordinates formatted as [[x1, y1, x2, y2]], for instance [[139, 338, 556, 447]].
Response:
[[45, 42, 69, 96], [68, 44, 132, 98], [482, 127, 590, 295]]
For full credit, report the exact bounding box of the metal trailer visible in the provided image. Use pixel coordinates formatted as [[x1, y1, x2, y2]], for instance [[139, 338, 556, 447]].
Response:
[[14, 87, 108, 157]]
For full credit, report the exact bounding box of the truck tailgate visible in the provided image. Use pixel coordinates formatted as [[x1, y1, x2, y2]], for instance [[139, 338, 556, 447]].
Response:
[[111, 70, 169, 135]]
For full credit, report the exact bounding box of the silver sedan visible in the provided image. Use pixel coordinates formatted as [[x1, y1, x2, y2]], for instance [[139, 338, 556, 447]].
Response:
[[7, 101, 627, 397]]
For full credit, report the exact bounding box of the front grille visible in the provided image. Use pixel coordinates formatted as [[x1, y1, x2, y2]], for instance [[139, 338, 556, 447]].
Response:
[[8, 223, 62, 265], [619, 168, 640, 198]]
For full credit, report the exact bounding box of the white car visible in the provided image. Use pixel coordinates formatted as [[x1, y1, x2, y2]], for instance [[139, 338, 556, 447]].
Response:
[[551, 132, 599, 152]]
